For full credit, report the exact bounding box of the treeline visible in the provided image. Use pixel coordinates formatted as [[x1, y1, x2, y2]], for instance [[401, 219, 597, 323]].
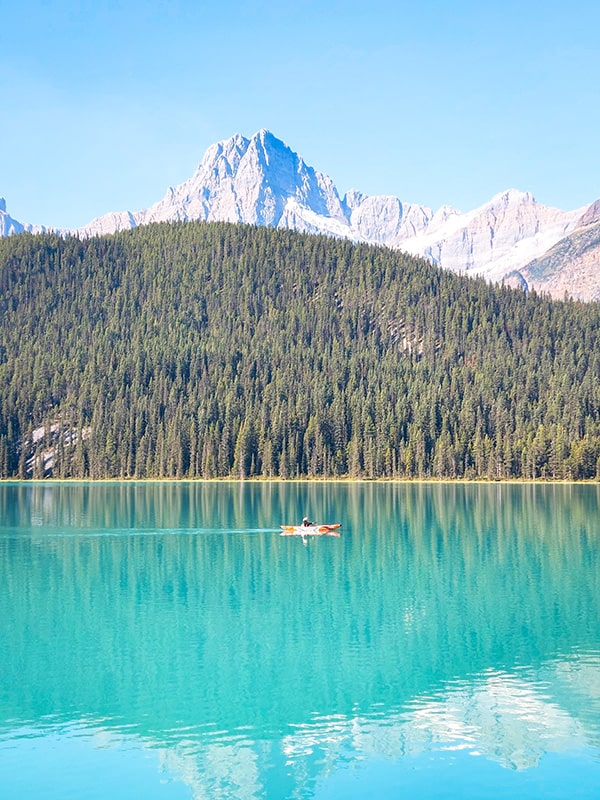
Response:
[[1, 221, 599, 480]]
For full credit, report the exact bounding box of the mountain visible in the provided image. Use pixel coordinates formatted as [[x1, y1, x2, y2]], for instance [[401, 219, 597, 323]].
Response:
[[399, 190, 586, 286], [520, 201, 600, 302], [0, 197, 48, 237], [2, 130, 597, 299], [2, 221, 600, 480]]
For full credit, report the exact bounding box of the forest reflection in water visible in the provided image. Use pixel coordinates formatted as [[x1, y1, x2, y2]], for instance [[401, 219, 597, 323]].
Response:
[[1, 481, 599, 799]]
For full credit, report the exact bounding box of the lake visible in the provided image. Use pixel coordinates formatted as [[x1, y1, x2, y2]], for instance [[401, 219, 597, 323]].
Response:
[[1, 481, 599, 799]]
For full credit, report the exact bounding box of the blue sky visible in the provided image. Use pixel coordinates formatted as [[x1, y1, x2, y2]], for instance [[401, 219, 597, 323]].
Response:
[[2, 0, 599, 229]]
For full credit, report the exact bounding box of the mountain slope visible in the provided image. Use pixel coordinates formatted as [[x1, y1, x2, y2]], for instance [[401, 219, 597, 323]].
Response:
[[2, 130, 597, 299], [79, 130, 351, 236], [0, 197, 48, 236], [70, 131, 599, 299], [1, 221, 600, 480], [400, 189, 584, 281], [522, 201, 600, 300]]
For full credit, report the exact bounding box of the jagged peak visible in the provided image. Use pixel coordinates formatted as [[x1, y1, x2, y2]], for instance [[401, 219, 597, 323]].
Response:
[[214, 128, 288, 155], [577, 198, 600, 228], [198, 132, 250, 171], [218, 131, 250, 149], [196, 130, 301, 178], [344, 189, 365, 209], [430, 204, 460, 224], [253, 128, 281, 145], [486, 189, 536, 208], [248, 129, 300, 165], [0, 197, 6, 213]]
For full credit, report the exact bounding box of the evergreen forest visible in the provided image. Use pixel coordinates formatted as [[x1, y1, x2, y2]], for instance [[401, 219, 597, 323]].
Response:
[[1, 221, 599, 480]]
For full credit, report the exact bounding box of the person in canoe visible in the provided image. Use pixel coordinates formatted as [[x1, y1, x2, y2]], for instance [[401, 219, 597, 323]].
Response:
[[302, 517, 314, 527]]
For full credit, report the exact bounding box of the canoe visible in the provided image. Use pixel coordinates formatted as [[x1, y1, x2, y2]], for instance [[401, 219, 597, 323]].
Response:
[[280, 523, 341, 537]]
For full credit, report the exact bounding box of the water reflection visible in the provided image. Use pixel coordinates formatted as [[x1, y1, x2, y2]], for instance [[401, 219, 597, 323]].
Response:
[[1, 482, 599, 799]]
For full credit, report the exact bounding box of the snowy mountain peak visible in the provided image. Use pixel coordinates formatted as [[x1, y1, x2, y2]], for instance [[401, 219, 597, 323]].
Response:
[[197, 133, 249, 179], [254, 127, 285, 151], [1, 130, 596, 299], [489, 188, 536, 207]]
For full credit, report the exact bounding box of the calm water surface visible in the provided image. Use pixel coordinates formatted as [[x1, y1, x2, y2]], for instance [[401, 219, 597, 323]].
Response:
[[0, 481, 599, 799]]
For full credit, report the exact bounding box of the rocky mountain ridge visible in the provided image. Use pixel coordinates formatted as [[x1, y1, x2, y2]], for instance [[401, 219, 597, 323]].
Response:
[[0, 197, 48, 237], [520, 201, 600, 301], [2, 130, 598, 300]]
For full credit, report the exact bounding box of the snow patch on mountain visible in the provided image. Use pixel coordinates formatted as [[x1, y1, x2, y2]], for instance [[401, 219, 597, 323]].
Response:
[[279, 198, 359, 240], [402, 190, 585, 282]]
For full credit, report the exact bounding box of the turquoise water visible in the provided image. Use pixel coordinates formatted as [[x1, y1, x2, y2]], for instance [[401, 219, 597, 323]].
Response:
[[1, 481, 599, 799]]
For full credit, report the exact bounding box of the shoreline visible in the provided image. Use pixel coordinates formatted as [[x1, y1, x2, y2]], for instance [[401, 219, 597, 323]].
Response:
[[1, 477, 598, 486]]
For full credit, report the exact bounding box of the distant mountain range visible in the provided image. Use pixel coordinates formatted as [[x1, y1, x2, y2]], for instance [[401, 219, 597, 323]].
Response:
[[2, 130, 598, 300]]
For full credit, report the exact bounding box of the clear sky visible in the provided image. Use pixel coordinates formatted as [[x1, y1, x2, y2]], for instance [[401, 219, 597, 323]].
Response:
[[2, 0, 599, 229]]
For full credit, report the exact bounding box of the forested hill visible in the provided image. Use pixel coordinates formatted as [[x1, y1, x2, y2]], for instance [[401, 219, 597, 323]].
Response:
[[1, 221, 599, 480]]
